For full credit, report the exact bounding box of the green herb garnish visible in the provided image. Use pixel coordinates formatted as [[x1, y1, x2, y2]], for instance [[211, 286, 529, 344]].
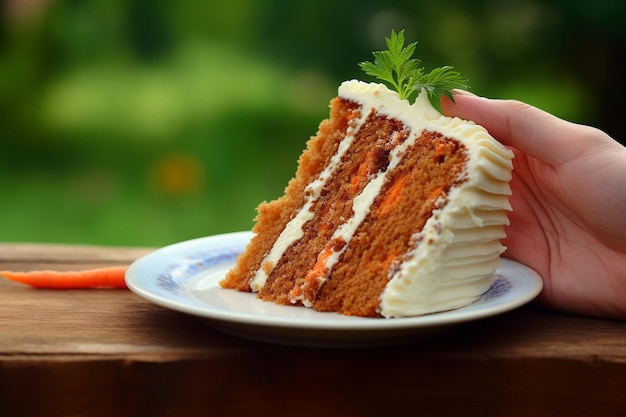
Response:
[[359, 30, 470, 102]]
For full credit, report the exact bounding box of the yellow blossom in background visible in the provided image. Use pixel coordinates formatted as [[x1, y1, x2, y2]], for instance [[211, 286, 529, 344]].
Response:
[[148, 152, 205, 197]]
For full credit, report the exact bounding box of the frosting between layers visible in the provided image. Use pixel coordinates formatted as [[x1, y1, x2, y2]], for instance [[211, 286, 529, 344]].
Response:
[[249, 103, 364, 292], [249, 80, 514, 317]]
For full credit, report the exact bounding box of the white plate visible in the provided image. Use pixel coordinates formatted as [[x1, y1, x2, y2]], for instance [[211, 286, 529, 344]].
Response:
[[126, 231, 543, 348]]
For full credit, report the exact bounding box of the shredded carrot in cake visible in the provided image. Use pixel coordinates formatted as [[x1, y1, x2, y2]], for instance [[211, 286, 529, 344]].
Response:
[[295, 238, 347, 303], [289, 285, 302, 300], [351, 151, 374, 186], [380, 174, 406, 215], [381, 252, 397, 270], [307, 247, 334, 282], [289, 247, 333, 302], [428, 186, 444, 201]]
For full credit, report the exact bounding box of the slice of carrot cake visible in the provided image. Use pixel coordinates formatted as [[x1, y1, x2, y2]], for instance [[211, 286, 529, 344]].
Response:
[[220, 31, 513, 317]]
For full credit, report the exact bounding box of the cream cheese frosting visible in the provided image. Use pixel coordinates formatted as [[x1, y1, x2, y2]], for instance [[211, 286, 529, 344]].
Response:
[[250, 80, 513, 317]]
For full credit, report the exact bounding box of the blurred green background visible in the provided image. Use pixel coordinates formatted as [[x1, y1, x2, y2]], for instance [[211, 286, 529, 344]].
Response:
[[1, 0, 625, 247]]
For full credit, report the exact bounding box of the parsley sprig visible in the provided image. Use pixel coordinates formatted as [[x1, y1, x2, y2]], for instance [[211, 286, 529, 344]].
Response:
[[359, 30, 469, 102]]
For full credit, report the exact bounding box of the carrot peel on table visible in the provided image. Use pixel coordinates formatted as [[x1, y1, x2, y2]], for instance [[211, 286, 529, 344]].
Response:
[[0, 266, 129, 289]]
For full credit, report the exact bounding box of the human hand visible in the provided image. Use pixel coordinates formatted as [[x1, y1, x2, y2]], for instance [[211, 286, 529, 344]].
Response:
[[441, 92, 626, 319]]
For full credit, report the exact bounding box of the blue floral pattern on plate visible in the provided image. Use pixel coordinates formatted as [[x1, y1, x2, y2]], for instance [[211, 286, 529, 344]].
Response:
[[478, 274, 511, 302], [157, 247, 242, 294]]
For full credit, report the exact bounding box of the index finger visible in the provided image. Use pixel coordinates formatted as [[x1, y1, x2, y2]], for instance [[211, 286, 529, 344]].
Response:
[[440, 93, 591, 167]]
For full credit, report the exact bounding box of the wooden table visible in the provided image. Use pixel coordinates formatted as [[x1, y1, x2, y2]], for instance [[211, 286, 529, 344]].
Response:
[[1, 243, 625, 417]]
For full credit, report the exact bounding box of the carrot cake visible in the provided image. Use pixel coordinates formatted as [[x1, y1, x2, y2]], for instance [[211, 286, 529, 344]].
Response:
[[220, 31, 514, 317]]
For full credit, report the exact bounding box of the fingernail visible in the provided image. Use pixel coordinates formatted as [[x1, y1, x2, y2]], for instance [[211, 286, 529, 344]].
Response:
[[452, 89, 477, 97]]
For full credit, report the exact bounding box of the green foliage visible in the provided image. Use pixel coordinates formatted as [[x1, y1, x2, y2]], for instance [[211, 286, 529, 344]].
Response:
[[0, 0, 623, 246], [359, 30, 469, 102], [358, 30, 421, 100], [414, 65, 469, 102]]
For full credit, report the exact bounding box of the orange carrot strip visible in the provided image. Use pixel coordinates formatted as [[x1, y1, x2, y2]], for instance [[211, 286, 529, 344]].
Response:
[[381, 252, 398, 271], [351, 151, 374, 186], [428, 186, 444, 201], [307, 246, 334, 283], [0, 266, 128, 289], [380, 174, 406, 215]]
